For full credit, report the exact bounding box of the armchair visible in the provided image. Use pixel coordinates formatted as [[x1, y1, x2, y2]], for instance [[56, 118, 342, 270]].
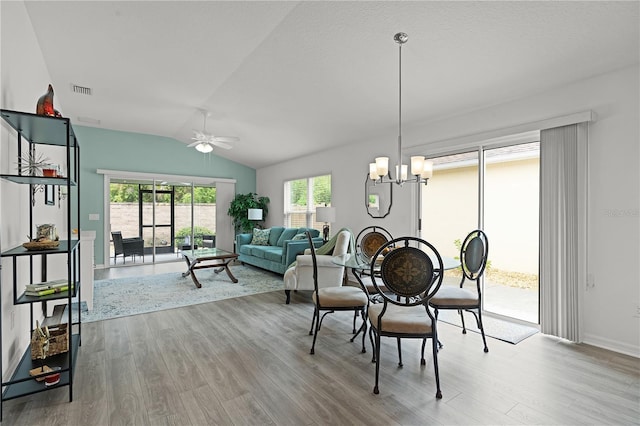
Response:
[[112, 231, 144, 264], [283, 229, 352, 304]]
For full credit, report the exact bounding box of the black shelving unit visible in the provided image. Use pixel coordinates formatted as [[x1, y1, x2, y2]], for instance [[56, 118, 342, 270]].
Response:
[[0, 109, 81, 421]]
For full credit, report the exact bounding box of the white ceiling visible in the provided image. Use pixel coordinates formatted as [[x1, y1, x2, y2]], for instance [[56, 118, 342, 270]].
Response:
[[22, 1, 639, 169]]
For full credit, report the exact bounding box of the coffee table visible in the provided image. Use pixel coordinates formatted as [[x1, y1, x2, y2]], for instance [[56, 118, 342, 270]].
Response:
[[181, 248, 239, 288]]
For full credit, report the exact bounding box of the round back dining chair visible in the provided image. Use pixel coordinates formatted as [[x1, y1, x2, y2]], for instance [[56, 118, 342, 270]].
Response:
[[429, 229, 490, 352], [367, 236, 444, 398]]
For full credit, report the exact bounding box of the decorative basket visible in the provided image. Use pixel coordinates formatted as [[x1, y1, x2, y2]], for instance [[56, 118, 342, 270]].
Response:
[[30, 323, 68, 360], [23, 240, 59, 251]]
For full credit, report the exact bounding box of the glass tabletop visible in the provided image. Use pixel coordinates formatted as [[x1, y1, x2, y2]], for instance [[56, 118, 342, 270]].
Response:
[[333, 252, 461, 271], [182, 247, 236, 260]]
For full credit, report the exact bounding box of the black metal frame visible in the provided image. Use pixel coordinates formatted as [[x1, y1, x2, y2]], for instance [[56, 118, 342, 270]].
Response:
[[0, 109, 82, 420], [430, 229, 490, 353], [368, 236, 444, 398]]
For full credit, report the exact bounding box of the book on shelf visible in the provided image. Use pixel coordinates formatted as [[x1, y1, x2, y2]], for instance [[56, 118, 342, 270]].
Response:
[[24, 279, 69, 292], [24, 285, 73, 297]]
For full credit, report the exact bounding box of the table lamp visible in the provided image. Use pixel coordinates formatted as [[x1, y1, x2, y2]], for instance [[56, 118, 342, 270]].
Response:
[[316, 206, 336, 243], [248, 208, 263, 228]]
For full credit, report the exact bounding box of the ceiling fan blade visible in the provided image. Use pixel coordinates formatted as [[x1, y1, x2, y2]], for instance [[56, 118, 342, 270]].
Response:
[[187, 141, 202, 147], [211, 140, 233, 150], [212, 136, 239, 143]]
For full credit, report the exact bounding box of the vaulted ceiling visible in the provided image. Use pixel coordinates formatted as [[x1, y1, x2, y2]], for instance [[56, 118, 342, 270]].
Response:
[[22, 1, 639, 169]]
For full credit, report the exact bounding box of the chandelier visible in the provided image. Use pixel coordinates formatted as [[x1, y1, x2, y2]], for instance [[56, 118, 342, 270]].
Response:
[[368, 32, 433, 186]]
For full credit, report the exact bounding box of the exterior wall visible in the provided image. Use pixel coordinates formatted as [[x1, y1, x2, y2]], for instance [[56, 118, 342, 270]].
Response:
[[110, 203, 217, 245]]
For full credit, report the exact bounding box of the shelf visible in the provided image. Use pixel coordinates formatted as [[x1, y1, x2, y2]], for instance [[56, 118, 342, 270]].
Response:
[[0, 109, 76, 147], [1, 334, 79, 401], [1, 240, 79, 257], [15, 284, 78, 305], [0, 174, 76, 186]]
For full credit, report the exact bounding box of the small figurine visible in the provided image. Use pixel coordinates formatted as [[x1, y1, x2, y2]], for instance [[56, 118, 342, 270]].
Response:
[[36, 84, 62, 117]]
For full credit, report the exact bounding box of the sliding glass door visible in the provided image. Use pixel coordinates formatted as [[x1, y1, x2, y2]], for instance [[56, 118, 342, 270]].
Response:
[[483, 143, 539, 323], [109, 178, 218, 266], [421, 137, 540, 324]]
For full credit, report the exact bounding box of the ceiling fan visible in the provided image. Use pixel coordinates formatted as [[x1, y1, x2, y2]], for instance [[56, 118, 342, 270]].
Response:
[[188, 109, 238, 153]]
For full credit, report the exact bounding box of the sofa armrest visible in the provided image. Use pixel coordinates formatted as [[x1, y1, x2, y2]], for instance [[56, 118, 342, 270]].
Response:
[[283, 237, 323, 268], [296, 254, 344, 268], [236, 233, 253, 250]]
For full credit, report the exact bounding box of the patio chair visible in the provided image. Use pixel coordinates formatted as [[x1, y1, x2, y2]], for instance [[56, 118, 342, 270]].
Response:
[[202, 234, 216, 248], [112, 231, 144, 264], [429, 229, 490, 352]]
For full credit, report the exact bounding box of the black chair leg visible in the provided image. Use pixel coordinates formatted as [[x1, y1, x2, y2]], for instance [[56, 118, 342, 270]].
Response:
[[459, 309, 467, 334], [420, 338, 427, 365], [396, 337, 403, 367], [476, 309, 489, 353], [284, 290, 291, 304], [310, 307, 320, 355], [373, 330, 381, 394], [369, 327, 376, 362], [432, 334, 442, 399]]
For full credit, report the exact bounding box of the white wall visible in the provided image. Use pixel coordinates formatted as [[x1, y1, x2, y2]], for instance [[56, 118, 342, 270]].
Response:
[[0, 1, 70, 377], [258, 65, 640, 357]]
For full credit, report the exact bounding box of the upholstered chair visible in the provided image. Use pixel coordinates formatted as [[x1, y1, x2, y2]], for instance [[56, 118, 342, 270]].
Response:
[[283, 229, 352, 304]]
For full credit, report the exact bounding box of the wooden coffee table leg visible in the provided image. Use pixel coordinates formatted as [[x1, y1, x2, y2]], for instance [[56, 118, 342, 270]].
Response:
[[214, 260, 238, 283], [182, 257, 202, 288]]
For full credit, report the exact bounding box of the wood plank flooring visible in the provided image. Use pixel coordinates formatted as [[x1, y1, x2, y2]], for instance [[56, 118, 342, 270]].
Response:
[[2, 268, 639, 425]]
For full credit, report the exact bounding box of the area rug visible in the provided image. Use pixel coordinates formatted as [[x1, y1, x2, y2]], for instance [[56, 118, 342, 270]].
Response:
[[437, 310, 539, 344], [81, 266, 283, 322]]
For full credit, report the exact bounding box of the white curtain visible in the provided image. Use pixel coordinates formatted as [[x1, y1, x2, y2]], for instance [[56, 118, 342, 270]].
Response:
[[215, 181, 236, 253], [539, 123, 588, 342]]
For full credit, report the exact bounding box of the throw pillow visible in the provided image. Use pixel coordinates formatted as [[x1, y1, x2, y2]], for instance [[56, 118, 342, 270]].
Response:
[[292, 233, 307, 240], [251, 228, 271, 245], [276, 228, 299, 246]]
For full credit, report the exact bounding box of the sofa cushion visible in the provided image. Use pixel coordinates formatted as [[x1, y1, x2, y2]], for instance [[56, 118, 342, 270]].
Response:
[[292, 233, 307, 240], [251, 228, 270, 245], [239, 244, 253, 256], [249, 246, 268, 258], [268, 227, 285, 246], [262, 247, 284, 263], [276, 228, 298, 246]]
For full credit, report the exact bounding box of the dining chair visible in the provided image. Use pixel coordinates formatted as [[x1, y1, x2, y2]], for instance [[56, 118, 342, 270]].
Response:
[[306, 232, 369, 355], [354, 226, 393, 295], [356, 226, 394, 262], [429, 229, 490, 352], [367, 236, 445, 398]]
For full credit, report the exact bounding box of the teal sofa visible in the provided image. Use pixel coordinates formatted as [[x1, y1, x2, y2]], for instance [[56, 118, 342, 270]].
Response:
[[236, 227, 323, 274]]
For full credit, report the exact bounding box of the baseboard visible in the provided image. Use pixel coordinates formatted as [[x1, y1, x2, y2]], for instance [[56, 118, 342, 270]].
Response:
[[582, 333, 640, 358]]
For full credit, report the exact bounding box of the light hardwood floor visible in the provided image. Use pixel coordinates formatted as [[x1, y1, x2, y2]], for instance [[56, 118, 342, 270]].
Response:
[[2, 266, 639, 425]]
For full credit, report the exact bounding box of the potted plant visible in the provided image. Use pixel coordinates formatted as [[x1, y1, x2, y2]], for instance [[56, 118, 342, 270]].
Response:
[[228, 193, 270, 233]]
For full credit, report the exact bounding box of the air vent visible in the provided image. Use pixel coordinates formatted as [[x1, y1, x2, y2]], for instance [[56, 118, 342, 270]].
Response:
[[71, 84, 92, 95]]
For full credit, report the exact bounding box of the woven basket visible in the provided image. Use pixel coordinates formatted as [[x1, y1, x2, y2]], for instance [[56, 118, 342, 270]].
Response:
[[30, 323, 68, 360], [23, 240, 59, 251]]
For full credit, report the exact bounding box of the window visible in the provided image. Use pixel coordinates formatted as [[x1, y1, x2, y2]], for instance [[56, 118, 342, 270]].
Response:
[[284, 175, 331, 229]]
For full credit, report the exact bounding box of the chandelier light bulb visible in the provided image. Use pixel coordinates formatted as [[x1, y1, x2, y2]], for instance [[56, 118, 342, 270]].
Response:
[[369, 163, 380, 180], [375, 157, 389, 177]]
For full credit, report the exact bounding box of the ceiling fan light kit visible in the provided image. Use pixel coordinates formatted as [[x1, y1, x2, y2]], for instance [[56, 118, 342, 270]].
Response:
[[188, 109, 238, 153]]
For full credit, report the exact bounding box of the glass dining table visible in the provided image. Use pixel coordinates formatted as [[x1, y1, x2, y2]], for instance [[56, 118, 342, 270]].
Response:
[[333, 252, 461, 299]]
